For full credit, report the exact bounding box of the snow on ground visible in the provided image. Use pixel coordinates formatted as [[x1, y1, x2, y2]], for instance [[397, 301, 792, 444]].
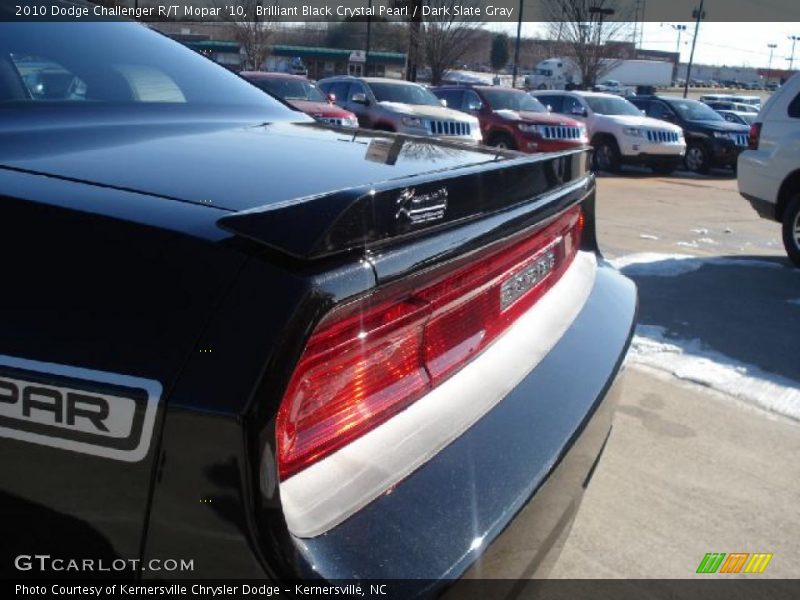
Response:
[[628, 325, 800, 421], [610, 252, 784, 277], [639, 234, 659, 240], [611, 253, 800, 421]]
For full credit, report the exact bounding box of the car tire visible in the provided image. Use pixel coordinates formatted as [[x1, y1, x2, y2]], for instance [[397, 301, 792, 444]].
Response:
[[782, 193, 800, 268], [684, 143, 710, 174], [489, 133, 517, 150], [592, 137, 621, 173], [651, 162, 676, 175]]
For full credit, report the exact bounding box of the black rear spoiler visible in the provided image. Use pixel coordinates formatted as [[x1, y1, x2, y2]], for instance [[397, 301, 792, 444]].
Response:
[[217, 148, 591, 261]]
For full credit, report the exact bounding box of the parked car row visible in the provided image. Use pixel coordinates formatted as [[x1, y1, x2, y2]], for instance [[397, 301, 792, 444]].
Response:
[[242, 74, 755, 179]]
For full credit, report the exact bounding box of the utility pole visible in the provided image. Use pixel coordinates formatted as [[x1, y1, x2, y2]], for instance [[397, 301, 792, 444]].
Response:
[[683, 0, 705, 99], [512, 0, 523, 89], [767, 43, 777, 85]]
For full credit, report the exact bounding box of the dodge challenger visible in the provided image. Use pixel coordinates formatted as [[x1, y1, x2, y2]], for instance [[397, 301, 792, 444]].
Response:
[[0, 15, 637, 589]]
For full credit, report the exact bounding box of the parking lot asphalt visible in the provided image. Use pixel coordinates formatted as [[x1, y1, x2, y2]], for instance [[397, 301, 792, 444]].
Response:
[[548, 170, 800, 578]]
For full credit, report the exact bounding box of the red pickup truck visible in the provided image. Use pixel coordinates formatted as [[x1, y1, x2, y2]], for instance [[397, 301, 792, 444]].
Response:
[[432, 85, 587, 152]]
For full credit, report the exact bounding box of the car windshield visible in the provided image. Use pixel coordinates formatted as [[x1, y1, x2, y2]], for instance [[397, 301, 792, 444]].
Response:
[[482, 89, 547, 112], [369, 82, 441, 106], [250, 78, 326, 102], [584, 96, 641, 116], [0, 22, 287, 111], [667, 99, 724, 121]]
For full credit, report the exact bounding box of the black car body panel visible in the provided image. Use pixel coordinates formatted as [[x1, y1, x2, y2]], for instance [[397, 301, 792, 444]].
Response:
[[631, 95, 750, 168], [0, 18, 636, 583]]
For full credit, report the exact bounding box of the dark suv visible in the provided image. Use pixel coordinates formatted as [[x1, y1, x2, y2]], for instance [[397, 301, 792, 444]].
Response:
[[630, 95, 750, 174]]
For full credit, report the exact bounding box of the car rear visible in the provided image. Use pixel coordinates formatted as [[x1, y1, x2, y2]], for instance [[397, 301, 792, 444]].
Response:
[[141, 142, 636, 584], [0, 17, 636, 586]]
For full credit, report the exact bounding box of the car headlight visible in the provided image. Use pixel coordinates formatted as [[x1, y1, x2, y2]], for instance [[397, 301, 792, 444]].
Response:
[[517, 123, 540, 134], [623, 127, 645, 138], [401, 116, 424, 128], [579, 125, 588, 140], [341, 116, 359, 128]]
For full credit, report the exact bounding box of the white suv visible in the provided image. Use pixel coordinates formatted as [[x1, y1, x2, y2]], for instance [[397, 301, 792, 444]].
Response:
[[737, 74, 800, 266], [533, 91, 685, 174]]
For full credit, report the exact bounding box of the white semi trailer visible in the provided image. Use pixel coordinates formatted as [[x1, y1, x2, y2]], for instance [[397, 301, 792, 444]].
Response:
[[525, 58, 673, 91]]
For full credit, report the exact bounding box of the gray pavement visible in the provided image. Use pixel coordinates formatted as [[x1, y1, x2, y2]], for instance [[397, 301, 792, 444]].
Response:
[[549, 171, 800, 578]]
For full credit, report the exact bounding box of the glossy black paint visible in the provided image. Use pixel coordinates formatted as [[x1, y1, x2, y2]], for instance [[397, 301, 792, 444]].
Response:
[[1, 20, 636, 583], [631, 95, 749, 168]]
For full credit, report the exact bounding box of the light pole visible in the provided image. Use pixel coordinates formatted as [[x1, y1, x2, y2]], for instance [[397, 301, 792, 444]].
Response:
[[683, 0, 705, 99], [365, 0, 372, 76], [672, 24, 687, 59], [767, 43, 777, 85], [589, 6, 615, 47], [789, 35, 800, 72], [588, 6, 615, 88], [512, 0, 523, 89]]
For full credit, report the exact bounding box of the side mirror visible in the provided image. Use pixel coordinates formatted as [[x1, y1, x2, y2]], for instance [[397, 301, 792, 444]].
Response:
[[440, 98, 448, 107], [327, 92, 336, 103], [352, 92, 368, 105]]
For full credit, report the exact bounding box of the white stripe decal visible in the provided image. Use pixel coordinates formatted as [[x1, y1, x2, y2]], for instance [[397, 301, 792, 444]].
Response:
[[280, 251, 598, 538]]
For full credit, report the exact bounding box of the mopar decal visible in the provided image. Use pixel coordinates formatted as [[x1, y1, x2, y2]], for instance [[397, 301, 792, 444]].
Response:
[[395, 187, 448, 225], [0, 355, 161, 462]]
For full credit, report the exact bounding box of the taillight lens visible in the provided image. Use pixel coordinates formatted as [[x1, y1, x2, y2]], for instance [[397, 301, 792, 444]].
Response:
[[748, 122, 762, 150], [277, 206, 585, 479]]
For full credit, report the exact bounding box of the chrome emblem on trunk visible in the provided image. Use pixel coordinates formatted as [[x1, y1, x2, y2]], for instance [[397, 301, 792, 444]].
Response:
[[500, 246, 557, 311]]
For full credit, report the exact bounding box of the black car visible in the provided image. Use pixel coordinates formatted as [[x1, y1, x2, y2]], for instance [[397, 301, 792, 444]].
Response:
[[630, 95, 750, 174], [0, 16, 636, 586]]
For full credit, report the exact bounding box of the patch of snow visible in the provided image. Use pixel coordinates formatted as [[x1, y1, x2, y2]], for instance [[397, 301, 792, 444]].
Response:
[[697, 238, 719, 245], [691, 228, 710, 235], [676, 241, 699, 248], [628, 325, 800, 421], [639, 234, 659, 240], [609, 253, 785, 277]]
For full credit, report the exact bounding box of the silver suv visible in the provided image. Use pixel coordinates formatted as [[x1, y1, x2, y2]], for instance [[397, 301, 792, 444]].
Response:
[[318, 76, 481, 143]]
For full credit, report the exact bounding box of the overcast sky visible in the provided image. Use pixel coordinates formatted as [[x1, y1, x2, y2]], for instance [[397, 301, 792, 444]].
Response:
[[489, 22, 800, 69]]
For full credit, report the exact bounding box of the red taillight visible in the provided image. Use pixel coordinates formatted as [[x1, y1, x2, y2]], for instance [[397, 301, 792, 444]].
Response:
[[277, 206, 585, 479], [748, 122, 762, 150]]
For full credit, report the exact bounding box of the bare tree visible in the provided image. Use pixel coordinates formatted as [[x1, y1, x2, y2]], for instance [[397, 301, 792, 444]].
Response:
[[214, 0, 281, 70], [545, 0, 634, 88], [412, 0, 484, 85]]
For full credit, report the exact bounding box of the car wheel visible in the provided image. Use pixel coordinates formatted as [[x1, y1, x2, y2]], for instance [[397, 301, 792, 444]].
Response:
[[592, 138, 621, 173], [651, 162, 676, 175], [684, 143, 710, 174], [490, 134, 516, 150], [782, 193, 800, 268]]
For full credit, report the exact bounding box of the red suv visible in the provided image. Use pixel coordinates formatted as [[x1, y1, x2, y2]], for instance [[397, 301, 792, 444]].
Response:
[[241, 72, 358, 128], [432, 85, 587, 152]]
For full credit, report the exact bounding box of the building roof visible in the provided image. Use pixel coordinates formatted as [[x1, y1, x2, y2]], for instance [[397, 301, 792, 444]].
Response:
[[185, 40, 241, 53], [270, 45, 406, 65]]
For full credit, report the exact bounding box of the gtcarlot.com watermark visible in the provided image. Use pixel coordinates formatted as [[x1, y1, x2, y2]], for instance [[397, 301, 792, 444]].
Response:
[[14, 554, 194, 574]]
